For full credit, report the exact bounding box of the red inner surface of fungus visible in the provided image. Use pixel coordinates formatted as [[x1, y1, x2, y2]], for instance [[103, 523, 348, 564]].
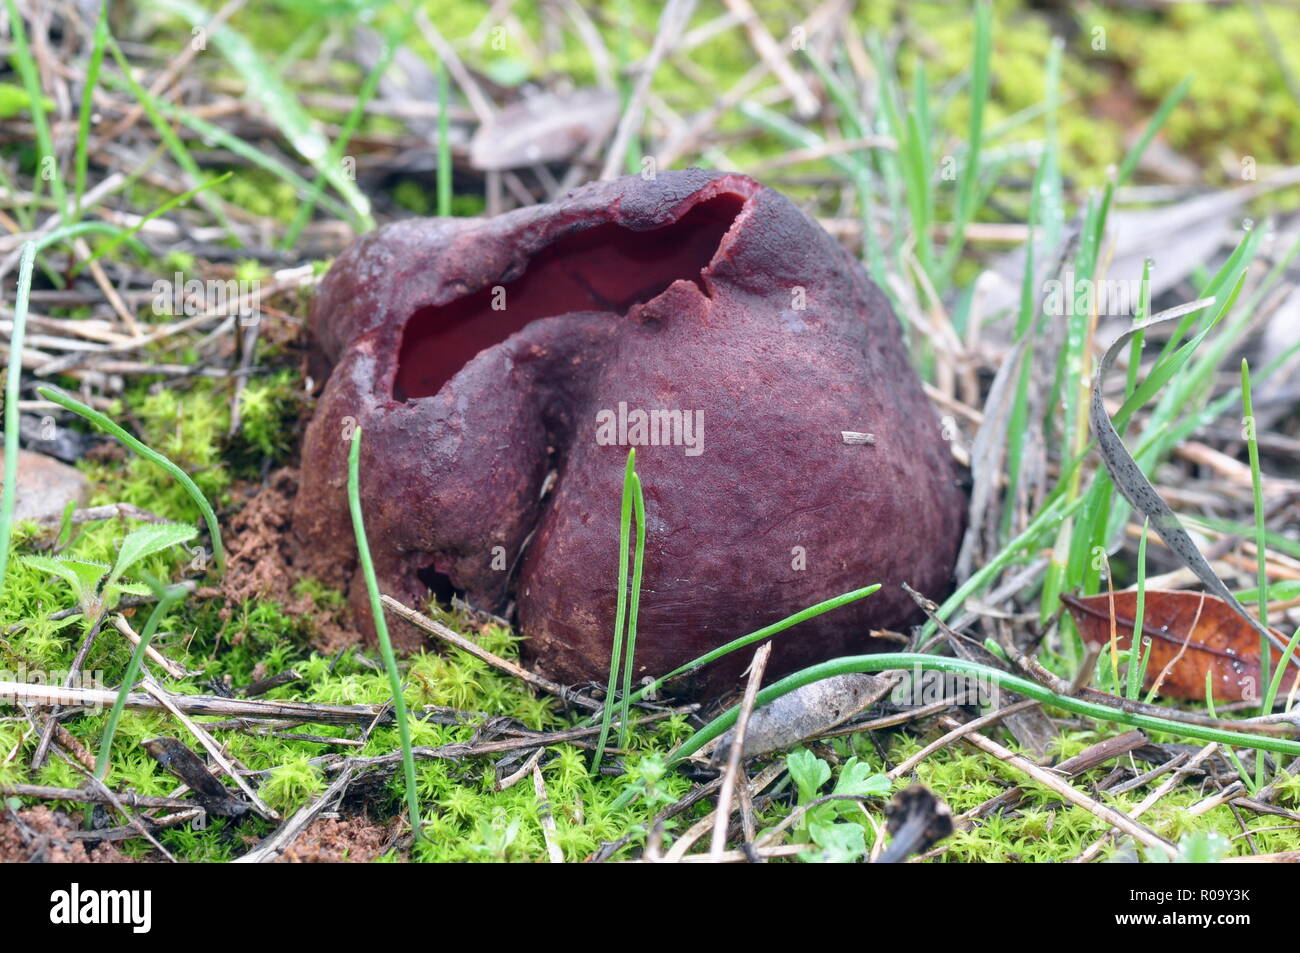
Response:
[[393, 192, 745, 400]]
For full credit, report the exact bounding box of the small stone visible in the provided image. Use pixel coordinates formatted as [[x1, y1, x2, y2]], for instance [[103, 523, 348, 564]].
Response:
[[0, 449, 90, 522]]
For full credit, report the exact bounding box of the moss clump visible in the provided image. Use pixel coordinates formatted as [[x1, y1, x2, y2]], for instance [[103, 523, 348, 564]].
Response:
[[1094, 2, 1300, 177]]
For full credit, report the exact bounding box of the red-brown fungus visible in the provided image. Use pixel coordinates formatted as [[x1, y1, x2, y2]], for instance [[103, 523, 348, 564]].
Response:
[[293, 170, 966, 698]]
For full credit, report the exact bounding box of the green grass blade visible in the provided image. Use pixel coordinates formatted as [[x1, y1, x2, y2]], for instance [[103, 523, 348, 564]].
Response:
[[1127, 518, 1149, 700], [937, 0, 991, 284], [592, 448, 637, 771], [671, 654, 1300, 765], [106, 36, 239, 239], [0, 243, 37, 598], [437, 60, 452, 218], [1115, 76, 1192, 188], [618, 470, 646, 749], [73, 2, 110, 223], [94, 579, 187, 780], [1241, 359, 1271, 719], [348, 427, 420, 837], [35, 385, 225, 573], [1262, 628, 1300, 720], [0, 224, 141, 595], [283, 32, 395, 248], [153, 0, 374, 231], [73, 172, 232, 277], [5, 0, 66, 217], [1237, 580, 1300, 603], [134, 91, 355, 222], [584, 584, 883, 727]]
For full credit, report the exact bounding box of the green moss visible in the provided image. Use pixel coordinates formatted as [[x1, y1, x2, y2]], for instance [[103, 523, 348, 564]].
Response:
[[233, 369, 300, 464], [262, 755, 326, 813], [216, 170, 300, 223], [1093, 2, 1300, 176]]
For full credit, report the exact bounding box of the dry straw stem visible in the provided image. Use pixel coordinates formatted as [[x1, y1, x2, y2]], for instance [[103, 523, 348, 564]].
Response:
[[1071, 742, 1223, 863], [599, 0, 697, 180], [656, 760, 787, 862], [113, 614, 189, 679], [937, 715, 1178, 860], [709, 641, 772, 860], [888, 699, 1042, 779], [140, 674, 278, 821], [235, 764, 358, 864], [496, 747, 545, 792], [380, 594, 602, 712], [533, 762, 565, 863], [0, 783, 195, 811], [0, 680, 470, 726]]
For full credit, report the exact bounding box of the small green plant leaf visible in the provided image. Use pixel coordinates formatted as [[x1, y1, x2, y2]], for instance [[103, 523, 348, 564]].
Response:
[[0, 81, 52, 119], [105, 581, 154, 600], [23, 555, 109, 612], [108, 523, 198, 586], [807, 817, 867, 863], [787, 748, 832, 807], [831, 758, 891, 803]]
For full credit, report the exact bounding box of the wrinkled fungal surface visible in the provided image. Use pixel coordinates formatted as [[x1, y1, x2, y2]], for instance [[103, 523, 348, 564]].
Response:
[[293, 169, 966, 697]]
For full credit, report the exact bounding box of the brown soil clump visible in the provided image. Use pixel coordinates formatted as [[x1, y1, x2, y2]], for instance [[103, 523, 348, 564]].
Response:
[[276, 815, 392, 863], [220, 467, 357, 654], [0, 807, 134, 863]]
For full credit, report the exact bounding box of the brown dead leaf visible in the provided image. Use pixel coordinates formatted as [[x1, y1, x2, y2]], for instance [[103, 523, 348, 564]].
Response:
[[1062, 589, 1298, 702]]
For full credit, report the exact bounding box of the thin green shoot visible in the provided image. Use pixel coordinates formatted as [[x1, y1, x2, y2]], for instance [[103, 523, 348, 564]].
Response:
[[928, 479, 1088, 639], [348, 427, 420, 838], [937, 0, 991, 285], [0, 243, 37, 597], [0, 224, 138, 596], [1122, 259, 1153, 425], [617, 0, 640, 176], [589, 583, 882, 727], [800, 49, 884, 281], [35, 386, 225, 573], [671, 654, 1300, 766], [1261, 627, 1300, 719], [1241, 358, 1270, 721], [1141, 228, 1259, 422], [73, 2, 110, 223], [619, 470, 646, 749], [606, 580, 881, 812], [592, 448, 638, 771], [6, 0, 66, 217], [73, 173, 232, 277], [1237, 580, 1300, 603], [1204, 671, 1257, 795], [999, 40, 1063, 543], [1115, 76, 1192, 188], [1127, 518, 1150, 700], [129, 92, 355, 222], [151, 0, 373, 230], [1164, 335, 1300, 457], [437, 60, 452, 217], [56, 500, 77, 550], [94, 575, 187, 780], [1111, 294, 1228, 435], [283, 33, 395, 248], [105, 35, 239, 238]]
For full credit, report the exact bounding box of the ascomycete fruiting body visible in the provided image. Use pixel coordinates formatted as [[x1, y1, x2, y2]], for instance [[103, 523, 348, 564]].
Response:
[[294, 170, 966, 697]]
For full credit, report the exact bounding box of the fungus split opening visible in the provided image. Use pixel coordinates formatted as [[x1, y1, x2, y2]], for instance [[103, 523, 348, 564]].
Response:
[[393, 192, 746, 401]]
